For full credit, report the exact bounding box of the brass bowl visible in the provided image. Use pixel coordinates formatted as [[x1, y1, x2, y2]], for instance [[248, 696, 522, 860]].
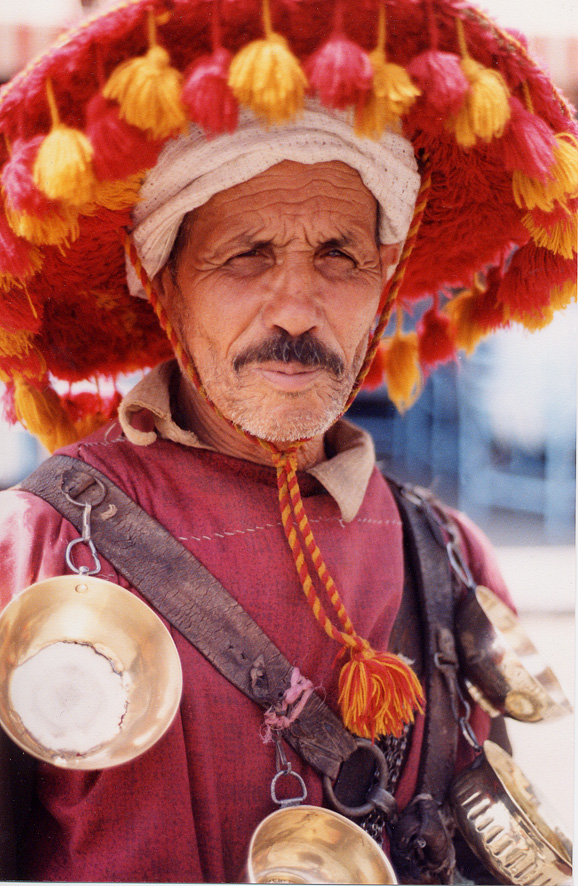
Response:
[[451, 741, 572, 886], [246, 805, 398, 884], [455, 585, 572, 721], [0, 575, 183, 769]]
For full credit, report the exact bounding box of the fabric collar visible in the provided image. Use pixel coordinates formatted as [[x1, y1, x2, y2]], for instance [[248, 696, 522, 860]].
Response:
[[119, 360, 376, 523]]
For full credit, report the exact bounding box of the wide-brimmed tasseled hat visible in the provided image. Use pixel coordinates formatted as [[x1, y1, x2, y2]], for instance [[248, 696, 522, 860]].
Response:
[[0, 0, 576, 451]]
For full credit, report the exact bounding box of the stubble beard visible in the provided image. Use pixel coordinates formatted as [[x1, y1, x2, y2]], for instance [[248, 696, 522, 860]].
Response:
[[201, 360, 361, 443]]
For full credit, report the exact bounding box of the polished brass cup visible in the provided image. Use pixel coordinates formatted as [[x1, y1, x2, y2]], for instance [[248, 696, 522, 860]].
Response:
[[0, 575, 183, 769], [455, 585, 572, 721], [246, 805, 398, 884], [451, 741, 572, 886]]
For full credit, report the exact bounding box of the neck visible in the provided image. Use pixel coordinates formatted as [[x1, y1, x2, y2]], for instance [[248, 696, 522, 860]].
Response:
[[173, 371, 327, 471]]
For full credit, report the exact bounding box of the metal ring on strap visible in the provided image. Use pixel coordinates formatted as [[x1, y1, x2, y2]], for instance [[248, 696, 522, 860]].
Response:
[[323, 738, 396, 820]]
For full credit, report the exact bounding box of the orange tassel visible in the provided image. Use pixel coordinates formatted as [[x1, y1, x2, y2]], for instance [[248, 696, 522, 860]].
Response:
[[381, 310, 422, 412], [445, 270, 506, 354], [13, 378, 79, 452], [338, 640, 424, 740]]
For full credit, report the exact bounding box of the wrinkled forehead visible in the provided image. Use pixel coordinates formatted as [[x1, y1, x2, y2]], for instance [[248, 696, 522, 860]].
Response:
[[127, 103, 420, 298], [168, 160, 382, 267]]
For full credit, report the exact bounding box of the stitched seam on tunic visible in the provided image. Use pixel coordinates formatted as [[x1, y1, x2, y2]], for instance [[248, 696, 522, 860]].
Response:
[[177, 515, 402, 544]]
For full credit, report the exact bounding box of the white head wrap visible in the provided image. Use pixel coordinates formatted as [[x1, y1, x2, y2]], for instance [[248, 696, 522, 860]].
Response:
[[128, 101, 420, 297]]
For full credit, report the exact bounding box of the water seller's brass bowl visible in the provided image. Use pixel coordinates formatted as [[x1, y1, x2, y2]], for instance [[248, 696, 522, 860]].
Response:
[[0, 574, 183, 769]]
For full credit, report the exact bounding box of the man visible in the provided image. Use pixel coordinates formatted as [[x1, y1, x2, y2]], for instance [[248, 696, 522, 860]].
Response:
[[0, 0, 575, 881]]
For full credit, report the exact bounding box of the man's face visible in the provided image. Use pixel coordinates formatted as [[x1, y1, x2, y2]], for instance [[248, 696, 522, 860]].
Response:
[[159, 160, 397, 444]]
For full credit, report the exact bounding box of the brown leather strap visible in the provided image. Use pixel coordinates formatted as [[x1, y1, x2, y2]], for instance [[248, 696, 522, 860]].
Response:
[[386, 481, 461, 884], [19, 454, 357, 780]]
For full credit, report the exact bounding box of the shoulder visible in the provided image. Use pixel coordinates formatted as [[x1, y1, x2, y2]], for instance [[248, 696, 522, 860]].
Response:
[[0, 486, 80, 609]]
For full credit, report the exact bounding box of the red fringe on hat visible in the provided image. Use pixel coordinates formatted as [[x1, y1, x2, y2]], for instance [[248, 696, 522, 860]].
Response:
[[501, 96, 556, 179], [182, 49, 239, 136], [0, 285, 43, 333], [305, 35, 373, 110], [86, 94, 164, 181]]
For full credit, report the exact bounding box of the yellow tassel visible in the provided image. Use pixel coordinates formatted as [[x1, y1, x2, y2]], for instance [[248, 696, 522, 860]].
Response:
[[382, 311, 422, 412], [5, 201, 80, 247], [228, 0, 307, 124], [513, 134, 578, 212], [14, 378, 79, 452], [103, 12, 186, 140], [355, 6, 419, 138], [451, 20, 510, 147], [521, 212, 577, 260], [33, 80, 96, 207]]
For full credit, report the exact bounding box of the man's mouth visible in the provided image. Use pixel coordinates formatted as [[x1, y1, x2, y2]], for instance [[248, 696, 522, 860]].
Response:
[[251, 362, 326, 392]]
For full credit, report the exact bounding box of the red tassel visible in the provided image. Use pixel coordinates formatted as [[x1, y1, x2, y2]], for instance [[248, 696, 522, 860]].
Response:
[[305, 35, 373, 110], [406, 50, 468, 132], [182, 48, 239, 136], [85, 93, 164, 181], [501, 96, 556, 180], [361, 339, 388, 390], [417, 299, 457, 368]]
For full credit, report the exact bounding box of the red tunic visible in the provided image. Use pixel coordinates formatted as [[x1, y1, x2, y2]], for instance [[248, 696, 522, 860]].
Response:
[[0, 420, 510, 882]]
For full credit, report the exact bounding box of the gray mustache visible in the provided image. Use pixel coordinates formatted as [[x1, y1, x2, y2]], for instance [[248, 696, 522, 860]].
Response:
[[233, 333, 345, 378]]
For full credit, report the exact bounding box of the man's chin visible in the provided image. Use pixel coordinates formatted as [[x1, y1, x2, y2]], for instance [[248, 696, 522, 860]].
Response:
[[233, 407, 343, 444]]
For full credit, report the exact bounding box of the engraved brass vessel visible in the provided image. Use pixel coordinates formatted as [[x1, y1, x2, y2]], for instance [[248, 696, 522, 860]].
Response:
[[456, 585, 572, 721], [451, 741, 572, 886], [0, 574, 183, 768]]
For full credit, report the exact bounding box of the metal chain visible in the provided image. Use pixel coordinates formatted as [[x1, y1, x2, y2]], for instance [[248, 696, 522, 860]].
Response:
[[358, 724, 411, 843]]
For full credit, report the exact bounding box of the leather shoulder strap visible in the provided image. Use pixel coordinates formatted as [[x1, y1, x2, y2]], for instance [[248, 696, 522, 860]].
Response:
[[19, 454, 357, 780], [385, 478, 462, 884]]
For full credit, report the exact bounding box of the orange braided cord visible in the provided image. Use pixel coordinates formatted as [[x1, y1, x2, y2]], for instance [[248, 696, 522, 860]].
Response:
[[274, 452, 360, 649]]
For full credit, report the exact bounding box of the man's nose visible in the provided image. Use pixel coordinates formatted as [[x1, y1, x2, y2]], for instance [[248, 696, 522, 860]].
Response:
[[261, 255, 322, 338]]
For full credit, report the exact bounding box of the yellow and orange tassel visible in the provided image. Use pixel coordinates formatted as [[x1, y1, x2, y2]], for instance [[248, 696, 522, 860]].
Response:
[[103, 11, 187, 140], [381, 309, 422, 412], [338, 640, 424, 740], [13, 377, 79, 452], [228, 0, 307, 124], [355, 3, 420, 138]]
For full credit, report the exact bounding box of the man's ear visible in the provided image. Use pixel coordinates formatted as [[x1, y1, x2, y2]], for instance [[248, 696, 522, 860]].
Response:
[[379, 242, 403, 282]]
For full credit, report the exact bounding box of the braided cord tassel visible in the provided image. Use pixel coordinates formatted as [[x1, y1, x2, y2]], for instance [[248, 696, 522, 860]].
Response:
[[273, 449, 425, 740]]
